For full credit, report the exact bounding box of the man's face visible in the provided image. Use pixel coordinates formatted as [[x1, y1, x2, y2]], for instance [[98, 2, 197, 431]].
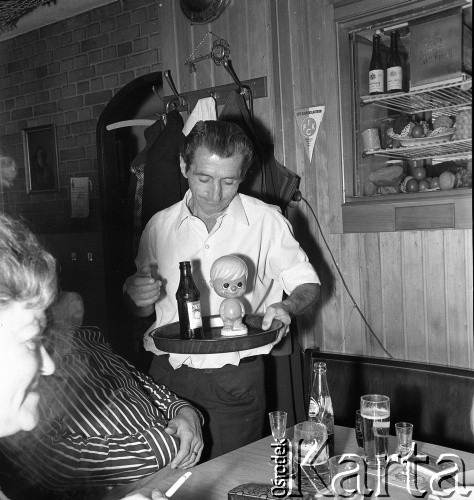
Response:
[[0, 302, 55, 437], [212, 275, 247, 299], [180, 146, 243, 220]]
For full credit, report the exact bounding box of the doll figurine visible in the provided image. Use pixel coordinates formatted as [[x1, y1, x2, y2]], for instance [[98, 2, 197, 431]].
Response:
[[210, 255, 248, 336]]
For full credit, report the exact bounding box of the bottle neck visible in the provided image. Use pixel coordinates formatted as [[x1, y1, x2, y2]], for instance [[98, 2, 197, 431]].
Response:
[[179, 262, 192, 277]]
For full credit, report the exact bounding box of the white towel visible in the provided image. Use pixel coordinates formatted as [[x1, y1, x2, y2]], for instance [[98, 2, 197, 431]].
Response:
[[182, 96, 217, 136]]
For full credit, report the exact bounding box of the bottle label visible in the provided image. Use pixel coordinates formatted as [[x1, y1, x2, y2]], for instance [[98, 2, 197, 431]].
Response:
[[369, 69, 384, 93], [387, 66, 402, 91], [308, 397, 320, 418], [187, 301, 202, 329]]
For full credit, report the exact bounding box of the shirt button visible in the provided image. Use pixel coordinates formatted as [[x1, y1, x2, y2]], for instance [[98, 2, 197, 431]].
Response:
[[205, 244, 210, 249]]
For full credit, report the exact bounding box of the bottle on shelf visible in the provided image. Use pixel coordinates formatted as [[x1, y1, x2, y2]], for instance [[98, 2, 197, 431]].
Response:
[[369, 33, 384, 95], [387, 30, 403, 93], [308, 361, 335, 457], [176, 261, 203, 340]]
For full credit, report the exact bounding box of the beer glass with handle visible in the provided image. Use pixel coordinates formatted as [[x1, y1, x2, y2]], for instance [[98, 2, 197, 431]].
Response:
[[360, 395, 390, 469]]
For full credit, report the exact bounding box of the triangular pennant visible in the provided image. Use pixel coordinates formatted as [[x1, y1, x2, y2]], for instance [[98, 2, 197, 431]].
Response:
[[294, 106, 325, 162]]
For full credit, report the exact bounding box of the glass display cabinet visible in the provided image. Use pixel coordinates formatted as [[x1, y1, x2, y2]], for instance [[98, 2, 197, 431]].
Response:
[[335, 0, 472, 232]]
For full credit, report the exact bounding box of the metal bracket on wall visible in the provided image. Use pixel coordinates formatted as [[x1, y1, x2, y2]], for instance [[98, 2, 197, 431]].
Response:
[[162, 76, 267, 112]]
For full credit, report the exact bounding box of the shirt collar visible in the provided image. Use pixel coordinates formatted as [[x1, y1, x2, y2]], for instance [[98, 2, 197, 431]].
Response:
[[176, 191, 250, 230]]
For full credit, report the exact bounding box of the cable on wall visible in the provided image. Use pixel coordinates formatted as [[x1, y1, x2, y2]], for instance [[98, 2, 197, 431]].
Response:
[[300, 195, 393, 359]]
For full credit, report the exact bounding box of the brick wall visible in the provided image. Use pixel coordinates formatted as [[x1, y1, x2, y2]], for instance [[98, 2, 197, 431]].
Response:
[[0, 0, 161, 233]]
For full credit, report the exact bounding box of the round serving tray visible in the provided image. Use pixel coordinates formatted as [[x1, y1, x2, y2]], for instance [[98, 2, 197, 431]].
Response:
[[150, 314, 282, 354]]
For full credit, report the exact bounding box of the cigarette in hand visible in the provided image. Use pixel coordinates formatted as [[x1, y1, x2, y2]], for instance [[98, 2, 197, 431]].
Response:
[[165, 472, 192, 497]]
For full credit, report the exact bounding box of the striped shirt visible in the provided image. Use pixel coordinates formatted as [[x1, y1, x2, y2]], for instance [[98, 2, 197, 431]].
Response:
[[0, 326, 198, 492]]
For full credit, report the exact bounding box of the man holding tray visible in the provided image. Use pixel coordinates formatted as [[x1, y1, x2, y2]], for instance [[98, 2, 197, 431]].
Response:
[[124, 120, 320, 461]]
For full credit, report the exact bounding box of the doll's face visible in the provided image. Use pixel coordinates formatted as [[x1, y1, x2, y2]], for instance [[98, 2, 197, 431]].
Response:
[[212, 275, 247, 298]]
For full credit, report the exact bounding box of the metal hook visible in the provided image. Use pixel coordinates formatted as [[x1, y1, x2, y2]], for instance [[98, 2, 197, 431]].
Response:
[[223, 60, 253, 119], [164, 70, 190, 114]]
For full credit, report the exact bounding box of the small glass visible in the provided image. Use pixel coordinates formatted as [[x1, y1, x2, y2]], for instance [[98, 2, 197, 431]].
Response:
[[395, 422, 413, 457], [355, 410, 363, 448], [269, 411, 287, 442]]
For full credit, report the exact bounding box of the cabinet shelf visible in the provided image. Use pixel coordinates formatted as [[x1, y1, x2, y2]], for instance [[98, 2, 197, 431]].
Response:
[[360, 75, 472, 115], [364, 138, 472, 161]]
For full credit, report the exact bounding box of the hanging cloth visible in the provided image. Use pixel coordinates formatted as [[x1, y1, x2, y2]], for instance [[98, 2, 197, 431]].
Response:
[[129, 118, 165, 254], [219, 90, 300, 212], [140, 110, 188, 230], [183, 96, 217, 136]]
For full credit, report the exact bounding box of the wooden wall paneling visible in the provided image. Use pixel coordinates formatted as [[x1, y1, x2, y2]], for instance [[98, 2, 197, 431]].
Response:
[[359, 233, 384, 357], [422, 231, 448, 365], [338, 233, 364, 353], [466, 230, 473, 369], [401, 231, 428, 363], [445, 230, 470, 368], [379, 232, 405, 359], [188, 24, 216, 91], [247, 1, 272, 142]]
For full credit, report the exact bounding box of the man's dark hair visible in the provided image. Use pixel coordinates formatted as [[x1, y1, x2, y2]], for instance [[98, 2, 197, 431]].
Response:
[[181, 120, 254, 177]]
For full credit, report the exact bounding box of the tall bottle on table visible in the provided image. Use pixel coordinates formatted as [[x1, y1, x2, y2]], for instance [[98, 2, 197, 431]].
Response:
[[176, 261, 203, 340], [308, 361, 335, 457]]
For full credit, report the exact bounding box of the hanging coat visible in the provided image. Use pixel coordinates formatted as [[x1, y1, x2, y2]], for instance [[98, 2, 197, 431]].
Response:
[[219, 90, 300, 213], [140, 110, 188, 230]]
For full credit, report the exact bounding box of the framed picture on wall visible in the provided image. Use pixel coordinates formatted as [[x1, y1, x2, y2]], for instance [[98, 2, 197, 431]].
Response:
[[22, 124, 60, 194]]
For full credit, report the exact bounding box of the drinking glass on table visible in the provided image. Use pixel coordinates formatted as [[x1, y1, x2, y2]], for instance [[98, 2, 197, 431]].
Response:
[[395, 422, 413, 457], [360, 394, 390, 469], [292, 421, 330, 488], [269, 411, 287, 442]]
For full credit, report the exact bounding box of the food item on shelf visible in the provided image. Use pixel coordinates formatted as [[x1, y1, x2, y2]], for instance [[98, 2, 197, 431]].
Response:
[[369, 165, 404, 187], [433, 115, 454, 129], [392, 114, 412, 135], [418, 179, 430, 191], [405, 178, 419, 192], [400, 122, 415, 137], [453, 109, 472, 140], [412, 166, 427, 180], [426, 126, 454, 137], [439, 171, 456, 190], [430, 177, 440, 189], [400, 175, 414, 193], [455, 165, 472, 188], [411, 124, 425, 138]]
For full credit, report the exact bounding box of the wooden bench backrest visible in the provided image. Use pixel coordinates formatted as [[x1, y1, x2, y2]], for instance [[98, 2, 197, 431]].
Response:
[[303, 350, 474, 453]]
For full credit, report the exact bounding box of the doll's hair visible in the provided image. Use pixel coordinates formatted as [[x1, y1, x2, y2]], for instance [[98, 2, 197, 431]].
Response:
[[210, 255, 248, 282]]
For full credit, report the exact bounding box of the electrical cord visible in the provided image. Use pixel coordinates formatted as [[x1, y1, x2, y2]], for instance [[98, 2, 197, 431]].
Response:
[[299, 194, 393, 359]]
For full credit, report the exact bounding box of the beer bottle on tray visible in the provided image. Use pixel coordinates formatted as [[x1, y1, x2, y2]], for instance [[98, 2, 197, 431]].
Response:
[[308, 361, 335, 457], [369, 33, 384, 95], [176, 261, 203, 340], [387, 30, 403, 92]]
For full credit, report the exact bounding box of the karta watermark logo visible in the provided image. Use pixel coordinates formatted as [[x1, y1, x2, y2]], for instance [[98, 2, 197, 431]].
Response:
[[270, 440, 471, 498]]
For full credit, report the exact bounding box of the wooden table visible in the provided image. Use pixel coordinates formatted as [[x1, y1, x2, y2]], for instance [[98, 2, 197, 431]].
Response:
[[103, 425, 474, 500]]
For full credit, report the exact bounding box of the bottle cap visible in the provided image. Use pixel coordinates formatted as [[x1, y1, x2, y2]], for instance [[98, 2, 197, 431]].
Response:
[[313, 361, 327, 371]]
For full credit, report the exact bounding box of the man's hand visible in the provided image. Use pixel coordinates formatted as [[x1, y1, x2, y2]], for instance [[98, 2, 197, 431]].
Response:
[[261, 303, 291, 343], [261, 284, 321, 344], [165, 406, 203, 469], [124, 266, 161, 316]]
